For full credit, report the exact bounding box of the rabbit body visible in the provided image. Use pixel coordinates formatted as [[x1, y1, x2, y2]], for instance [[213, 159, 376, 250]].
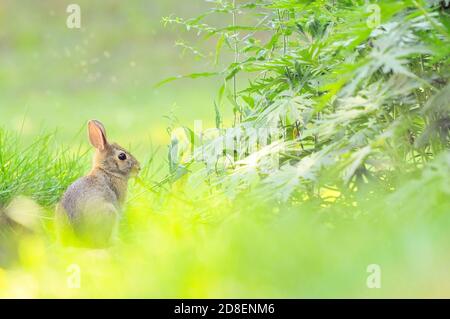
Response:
[[56, 120, 140, 247]]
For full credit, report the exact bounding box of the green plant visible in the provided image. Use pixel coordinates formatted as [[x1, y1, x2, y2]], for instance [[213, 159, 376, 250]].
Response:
[[0, 129, 87, 207], [163, 0, 450, 203]]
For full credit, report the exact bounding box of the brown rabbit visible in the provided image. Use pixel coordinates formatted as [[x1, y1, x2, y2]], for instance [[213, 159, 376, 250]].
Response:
[[56, 120, 140, 247]]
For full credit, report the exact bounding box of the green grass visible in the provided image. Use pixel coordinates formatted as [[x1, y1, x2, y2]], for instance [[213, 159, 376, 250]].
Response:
[[0, 129, 449, 297], [0, 130, 86, 207], [1, 163, 450, 298]]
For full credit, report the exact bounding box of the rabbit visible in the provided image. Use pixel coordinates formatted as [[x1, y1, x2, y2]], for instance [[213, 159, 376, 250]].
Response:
[[56, 120, 140, 247]]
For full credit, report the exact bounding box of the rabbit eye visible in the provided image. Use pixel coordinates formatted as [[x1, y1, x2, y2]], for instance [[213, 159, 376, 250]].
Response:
[[118, 152, 127, 161]]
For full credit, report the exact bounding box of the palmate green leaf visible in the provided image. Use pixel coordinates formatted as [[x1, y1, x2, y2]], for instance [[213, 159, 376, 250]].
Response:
[[258, 143, 338, 202], [417, 83, 450, 148], [215, 141, 291, 198], [342, 146, 372, 184], [339, 20, 434, 97], [423, 84, 450, 115], [319, 73, 423, 142], [252, 91, 314, 127], [386, 150, 450, 215]]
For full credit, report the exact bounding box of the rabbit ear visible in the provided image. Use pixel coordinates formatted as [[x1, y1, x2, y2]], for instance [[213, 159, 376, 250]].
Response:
[[88, 120, 108, 151]]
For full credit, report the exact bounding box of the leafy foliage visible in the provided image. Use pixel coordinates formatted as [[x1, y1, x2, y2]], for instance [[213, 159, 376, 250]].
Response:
[[164, 0, 450, 203]]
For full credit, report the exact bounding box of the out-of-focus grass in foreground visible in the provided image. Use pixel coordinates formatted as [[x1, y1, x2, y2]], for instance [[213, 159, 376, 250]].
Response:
[[0, 131, 449, 298]]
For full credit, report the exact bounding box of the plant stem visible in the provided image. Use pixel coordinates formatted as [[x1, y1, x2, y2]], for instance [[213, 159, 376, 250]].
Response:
[[232, 0, 239, 125]]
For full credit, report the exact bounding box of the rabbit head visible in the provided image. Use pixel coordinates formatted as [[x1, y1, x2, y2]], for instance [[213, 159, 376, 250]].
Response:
[[88, 120, 141, 178]]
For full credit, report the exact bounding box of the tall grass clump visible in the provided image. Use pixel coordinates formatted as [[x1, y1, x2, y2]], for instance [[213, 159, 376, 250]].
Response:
[[0, 128, 89, 267], [0, 129, 87, 207]]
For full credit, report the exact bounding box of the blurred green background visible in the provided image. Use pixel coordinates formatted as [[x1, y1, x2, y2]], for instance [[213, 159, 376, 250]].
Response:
[[0, 0, 224, 151]]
